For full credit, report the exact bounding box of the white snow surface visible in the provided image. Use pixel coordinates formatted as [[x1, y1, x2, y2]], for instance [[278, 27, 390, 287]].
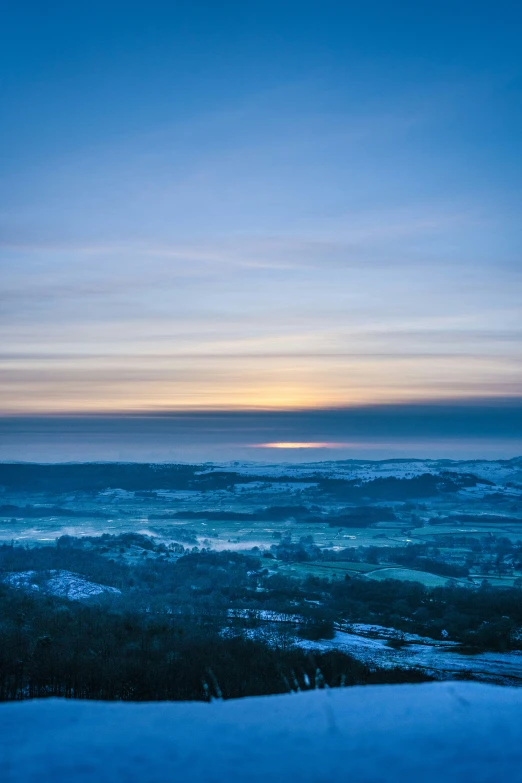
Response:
[[228, 608, 304, 623], [1, 683, 522, 782]]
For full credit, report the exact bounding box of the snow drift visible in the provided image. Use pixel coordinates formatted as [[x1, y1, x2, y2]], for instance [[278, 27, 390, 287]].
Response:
[[1, 682, 522, 782]]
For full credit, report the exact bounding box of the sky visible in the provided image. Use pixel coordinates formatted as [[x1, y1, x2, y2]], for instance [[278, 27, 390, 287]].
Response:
[[1, 2, 521, 457]]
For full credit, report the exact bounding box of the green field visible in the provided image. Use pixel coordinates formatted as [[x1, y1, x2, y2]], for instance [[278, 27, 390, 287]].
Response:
[[365, 566, 464, 587], [276, 561, 467, 587]]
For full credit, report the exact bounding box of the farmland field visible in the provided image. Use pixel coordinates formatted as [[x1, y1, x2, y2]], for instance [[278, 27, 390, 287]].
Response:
[[1, 458, 522, 589]]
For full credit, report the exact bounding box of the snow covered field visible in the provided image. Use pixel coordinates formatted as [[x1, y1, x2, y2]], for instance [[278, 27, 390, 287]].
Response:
[[1, 682, 522, 782], [223, 620, 522, 684], [295, 629, 522, 683], [214, 457, 522, 484]]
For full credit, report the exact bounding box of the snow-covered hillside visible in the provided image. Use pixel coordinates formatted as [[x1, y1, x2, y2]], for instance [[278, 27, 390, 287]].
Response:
[[2, 570, 121, 600], [1, 682, 522, 782]]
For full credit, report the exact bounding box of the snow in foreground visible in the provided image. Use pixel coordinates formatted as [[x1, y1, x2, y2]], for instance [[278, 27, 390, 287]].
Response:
[[1, 683, 522, 783]]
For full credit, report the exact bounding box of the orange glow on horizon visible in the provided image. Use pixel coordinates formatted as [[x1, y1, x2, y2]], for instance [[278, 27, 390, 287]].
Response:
[[253, 442, 347, 449], [0, 351, 518, 415]]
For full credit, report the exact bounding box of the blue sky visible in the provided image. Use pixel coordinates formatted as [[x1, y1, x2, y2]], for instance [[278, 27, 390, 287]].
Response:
[[1, 1, 521, 418]]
